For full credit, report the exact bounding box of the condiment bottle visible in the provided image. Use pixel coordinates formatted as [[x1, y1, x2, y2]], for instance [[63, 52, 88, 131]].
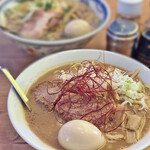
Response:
[[117, 0, 143, 24], [107, 19, 139, 57], [132, 18, 150, 68]]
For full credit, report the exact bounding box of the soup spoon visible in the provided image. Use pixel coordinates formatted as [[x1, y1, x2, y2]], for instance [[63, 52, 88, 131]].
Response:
[[0, 66, 32, 111]]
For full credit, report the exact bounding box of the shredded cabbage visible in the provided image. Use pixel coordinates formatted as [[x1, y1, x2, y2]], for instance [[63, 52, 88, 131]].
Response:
[[59, 70, 72, 81], [113, 68, 143, 98], [112, 68, 148, 110]]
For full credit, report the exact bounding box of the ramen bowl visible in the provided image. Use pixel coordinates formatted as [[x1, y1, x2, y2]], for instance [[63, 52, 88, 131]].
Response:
[[0, 0, 110, 57], [7, 49, 150, 150]]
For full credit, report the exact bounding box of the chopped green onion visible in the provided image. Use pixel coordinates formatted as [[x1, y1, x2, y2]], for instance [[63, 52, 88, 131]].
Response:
[[45, 0, 54, 11], [36, 2, 43, 7], [126, 80, 132, 83], [45, 2, 51, 11], [63, 7, 70, 17]]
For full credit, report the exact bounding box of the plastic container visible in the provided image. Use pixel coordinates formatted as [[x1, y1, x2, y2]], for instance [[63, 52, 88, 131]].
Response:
[[117, 0, 143, 24]]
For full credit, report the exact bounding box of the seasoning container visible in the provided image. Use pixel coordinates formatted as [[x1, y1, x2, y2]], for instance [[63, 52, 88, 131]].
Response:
[[132, 18, 150, 68], [117, 0, 143, 24], [107, 19, 139, 57]]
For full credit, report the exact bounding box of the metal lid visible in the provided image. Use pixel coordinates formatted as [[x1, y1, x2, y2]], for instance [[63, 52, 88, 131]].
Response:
[[108, 19, 139, 37]]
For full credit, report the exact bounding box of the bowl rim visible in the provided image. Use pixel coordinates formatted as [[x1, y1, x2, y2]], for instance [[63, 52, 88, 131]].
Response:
[[7, 49, 150, 150], [0, 0, 110, 45]]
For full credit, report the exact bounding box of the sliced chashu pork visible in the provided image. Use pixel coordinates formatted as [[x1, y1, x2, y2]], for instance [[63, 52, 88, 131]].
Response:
[[19, 9, 62, 39], [55, 93, 113, 123], [34, 81, 61, 111]]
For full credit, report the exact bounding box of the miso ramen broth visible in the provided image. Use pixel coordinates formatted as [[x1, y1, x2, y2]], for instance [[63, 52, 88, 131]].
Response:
[[2, 0, 99, 40], [25, 61, 150, 150]]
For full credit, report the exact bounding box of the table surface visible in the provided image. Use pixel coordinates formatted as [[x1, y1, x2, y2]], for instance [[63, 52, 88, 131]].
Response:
[[0, 0, 150, 150]]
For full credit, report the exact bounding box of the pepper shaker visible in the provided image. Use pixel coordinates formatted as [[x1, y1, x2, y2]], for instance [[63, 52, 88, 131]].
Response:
[[106, 19, 139, 57]]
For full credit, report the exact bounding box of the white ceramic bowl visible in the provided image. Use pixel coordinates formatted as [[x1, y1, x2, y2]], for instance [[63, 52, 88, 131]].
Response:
[[7, 49, 150, 150], [0, 0, 110, 56]]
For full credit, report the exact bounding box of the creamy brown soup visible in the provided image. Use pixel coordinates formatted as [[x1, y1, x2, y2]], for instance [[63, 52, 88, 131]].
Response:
[[24, 61, 150, 150]]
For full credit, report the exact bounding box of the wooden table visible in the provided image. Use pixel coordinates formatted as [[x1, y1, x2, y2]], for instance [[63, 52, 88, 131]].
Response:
[[0, 0, 150, 149]]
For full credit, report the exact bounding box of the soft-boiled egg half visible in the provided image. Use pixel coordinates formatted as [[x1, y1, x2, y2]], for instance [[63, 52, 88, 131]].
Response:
[[58, 120, 106, 150], [64, 19, 92, 38]]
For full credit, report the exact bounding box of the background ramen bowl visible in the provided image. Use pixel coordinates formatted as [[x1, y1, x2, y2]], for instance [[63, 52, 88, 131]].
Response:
[[7, 49, 150, 150], [0, 0, 110, 57]]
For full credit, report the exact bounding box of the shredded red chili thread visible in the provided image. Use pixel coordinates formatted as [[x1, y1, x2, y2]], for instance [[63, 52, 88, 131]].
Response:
[[49, 61, 127, 132]]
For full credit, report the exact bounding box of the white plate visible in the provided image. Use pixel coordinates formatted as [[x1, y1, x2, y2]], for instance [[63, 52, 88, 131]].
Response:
[[7, 49, 150, 150]]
